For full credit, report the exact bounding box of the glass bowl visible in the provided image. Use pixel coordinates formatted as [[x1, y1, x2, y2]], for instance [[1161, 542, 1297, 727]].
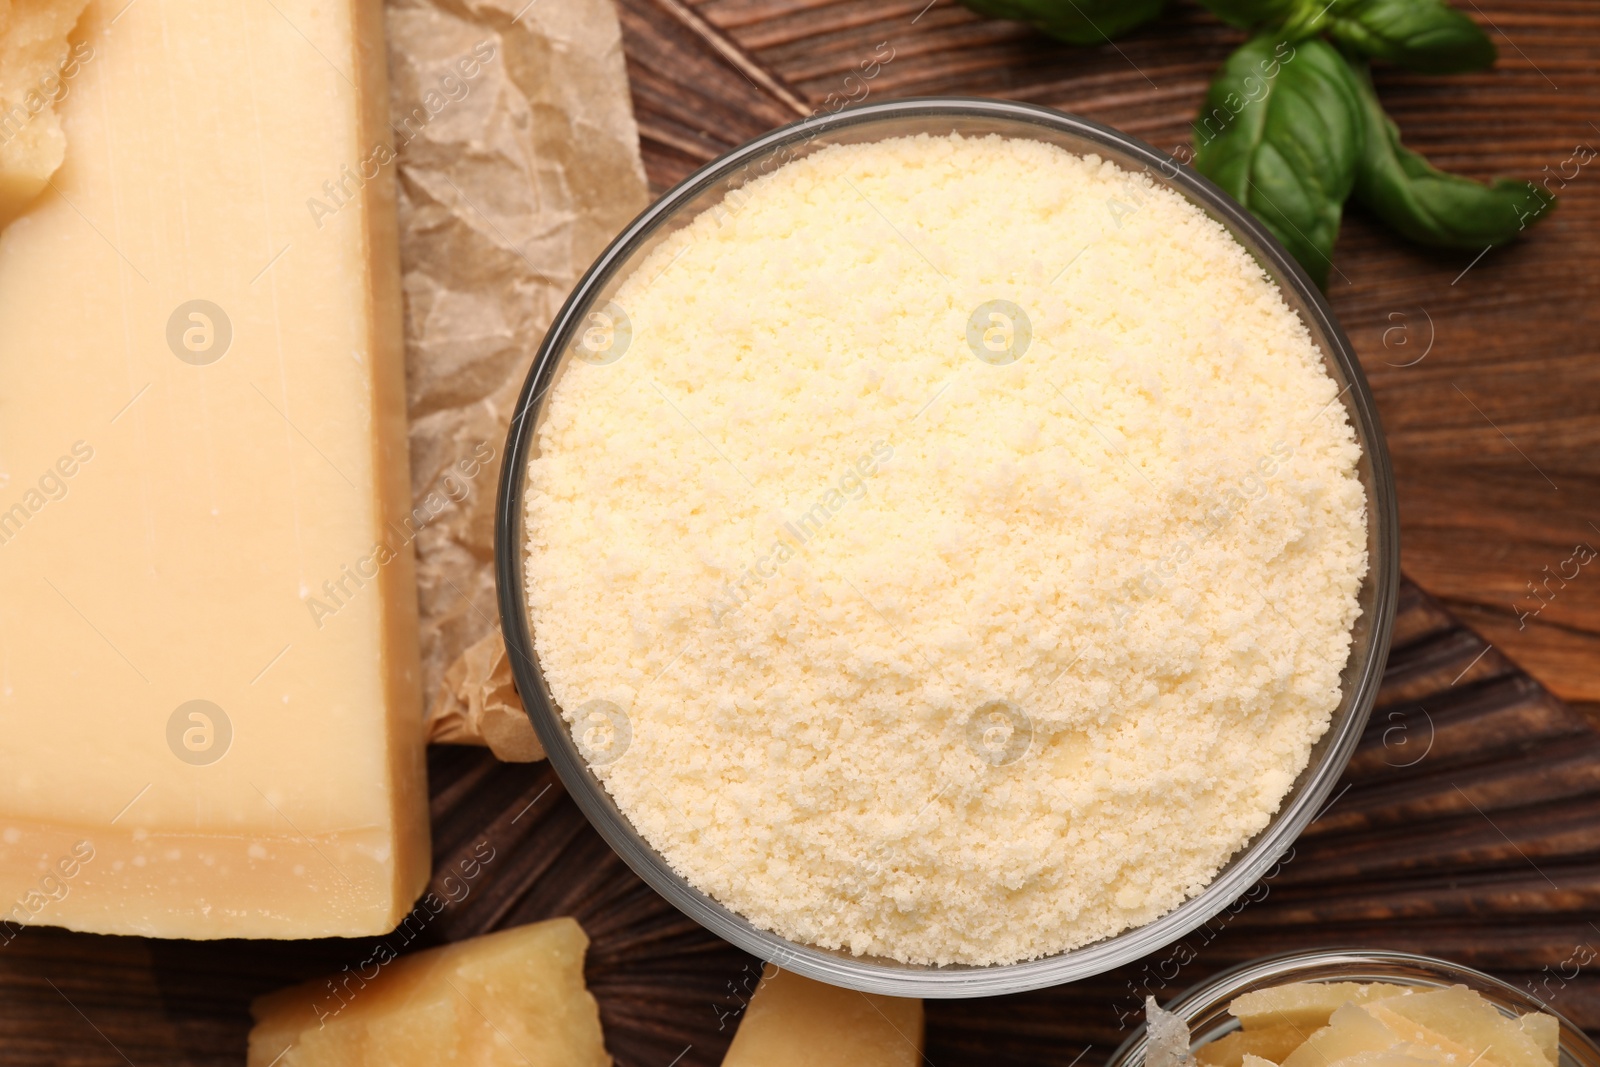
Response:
[[493, 97, 1400, 997], [1107, 949, 1600, 1067]]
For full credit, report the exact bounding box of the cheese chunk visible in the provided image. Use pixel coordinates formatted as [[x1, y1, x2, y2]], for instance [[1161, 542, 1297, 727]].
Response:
[[247, 918, 611, 1067], [0, 0, 426, 938], [722, 966, 923, 1067], [1232, 983, 1414, 1032], [0, 0, 89, 227], [1197, 1025, 1309, 1067], [1281, 1004, 1438, 1067], [1520, 1012, 1560, 1066], [1367, 988, 1551, 1067], [1209, 986, 1566, 1067]]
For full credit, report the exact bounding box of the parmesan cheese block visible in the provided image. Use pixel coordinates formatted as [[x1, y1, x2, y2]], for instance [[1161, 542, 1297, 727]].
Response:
[[247, 918, 610, 1067], [722, 966, 923, 1067], [0, 0, 427, 938]]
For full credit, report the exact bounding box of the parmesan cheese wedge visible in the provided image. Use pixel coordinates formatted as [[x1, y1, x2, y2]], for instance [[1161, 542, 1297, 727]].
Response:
[[722, 966, 923, 1067], [0, 0, 426, 939], [247, 918, 610, 1067]]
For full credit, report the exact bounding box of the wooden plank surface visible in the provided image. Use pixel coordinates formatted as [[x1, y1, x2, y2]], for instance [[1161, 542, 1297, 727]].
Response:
[[3, 580, 1596, 1065], [617, 0, 1600, 709], [6, 2, 1599, 1064]]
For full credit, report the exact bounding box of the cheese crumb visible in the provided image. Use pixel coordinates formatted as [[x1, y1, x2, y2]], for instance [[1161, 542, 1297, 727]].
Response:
[[525, 133, 1367, 966]]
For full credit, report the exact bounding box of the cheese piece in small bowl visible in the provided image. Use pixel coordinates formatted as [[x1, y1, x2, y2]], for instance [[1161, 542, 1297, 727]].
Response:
[[1117, 953, 1595, 1067]]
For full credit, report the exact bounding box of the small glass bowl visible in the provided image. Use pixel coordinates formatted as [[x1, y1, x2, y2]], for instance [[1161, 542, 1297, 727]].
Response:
[[494, 98, 1400, 997], [1107, 949, 1600, 1067]]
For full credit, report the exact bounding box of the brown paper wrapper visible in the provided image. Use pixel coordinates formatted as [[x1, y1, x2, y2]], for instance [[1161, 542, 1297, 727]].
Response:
[[385, 0, 649, 761], [426, 630, 544, 761]]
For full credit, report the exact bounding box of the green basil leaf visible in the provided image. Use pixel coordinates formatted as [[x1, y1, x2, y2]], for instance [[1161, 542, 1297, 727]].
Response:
[[1195, 0, 1326, 37], [1193, 36, 1365, 287], [1350, 63, 1554, 248], [959, 0, 1165, 44], [1327, 0, 1495, 73]]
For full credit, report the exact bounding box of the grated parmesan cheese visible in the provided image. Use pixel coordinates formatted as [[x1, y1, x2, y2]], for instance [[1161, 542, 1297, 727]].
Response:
[[524, 133, 1367, 966]]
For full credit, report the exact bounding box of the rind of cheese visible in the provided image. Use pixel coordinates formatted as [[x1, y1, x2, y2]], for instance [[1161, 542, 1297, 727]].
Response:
[[0, 0, 90, 228], [1197, 1025, 1309, 1067], [1233, 983, 1414, 1032], [248, 918, 611, 1067], [0, 0, 426, 939], [722, 966, 923, 1067]]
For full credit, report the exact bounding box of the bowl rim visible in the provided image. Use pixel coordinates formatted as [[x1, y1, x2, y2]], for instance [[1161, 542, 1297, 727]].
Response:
[[493, 95, 1401, 997], [1104, 948, 1600, 1067]]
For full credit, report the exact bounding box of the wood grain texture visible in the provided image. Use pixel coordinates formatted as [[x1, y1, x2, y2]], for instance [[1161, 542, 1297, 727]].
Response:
[[3, 581, 1598, 1065], [6, 4, 1599, 1064], [618, 0, 1600, 705]]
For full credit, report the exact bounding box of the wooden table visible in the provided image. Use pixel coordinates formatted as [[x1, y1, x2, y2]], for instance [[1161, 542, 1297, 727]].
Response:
[[5, 2, 1599, 1064], [619, 0, 1600, 711]]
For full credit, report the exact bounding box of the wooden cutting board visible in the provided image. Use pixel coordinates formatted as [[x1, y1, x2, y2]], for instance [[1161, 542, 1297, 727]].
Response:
[[4, 579, 1596, 1065], [6, 2, 1598, 1064]]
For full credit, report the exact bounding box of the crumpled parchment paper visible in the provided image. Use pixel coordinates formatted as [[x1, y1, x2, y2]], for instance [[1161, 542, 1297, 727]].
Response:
[[384, 0, 649, 760]]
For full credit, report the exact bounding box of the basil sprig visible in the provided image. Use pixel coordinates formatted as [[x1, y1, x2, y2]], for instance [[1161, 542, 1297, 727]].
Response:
[[1325, 0, 1496, 73], [1350, 63, 1553, 248], [959, 0, 1165, 44], [1193, 37, 1364, 287], [956, 0, 1553, 283], [1199, 0, 1328, 38], [1199, 0, 1495, 71]]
